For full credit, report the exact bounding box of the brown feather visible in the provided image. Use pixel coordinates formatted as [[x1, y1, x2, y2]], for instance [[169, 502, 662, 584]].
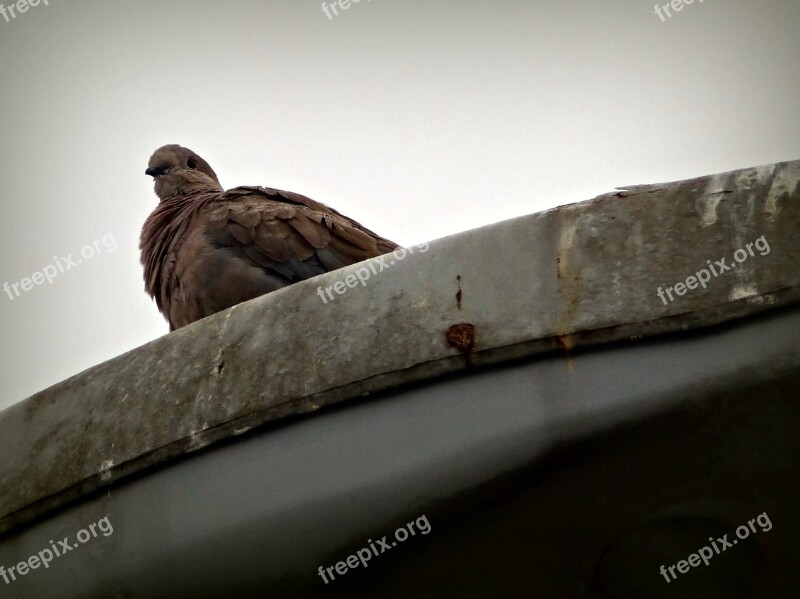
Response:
[[141, 145, 401, 330]]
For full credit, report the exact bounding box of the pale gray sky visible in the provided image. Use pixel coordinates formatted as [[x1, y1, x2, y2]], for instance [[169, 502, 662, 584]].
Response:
[[1, 0, 799, 411]]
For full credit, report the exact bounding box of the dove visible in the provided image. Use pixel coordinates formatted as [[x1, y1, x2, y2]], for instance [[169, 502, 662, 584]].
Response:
[[140, 144, 399, 330]]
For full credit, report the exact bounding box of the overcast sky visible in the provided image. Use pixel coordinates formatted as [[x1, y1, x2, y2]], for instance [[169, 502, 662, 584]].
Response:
[[1, 0, 798, 411]]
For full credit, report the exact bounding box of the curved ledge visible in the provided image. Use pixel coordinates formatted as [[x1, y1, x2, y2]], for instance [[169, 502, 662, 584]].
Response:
[[1, 159, 799, 535]]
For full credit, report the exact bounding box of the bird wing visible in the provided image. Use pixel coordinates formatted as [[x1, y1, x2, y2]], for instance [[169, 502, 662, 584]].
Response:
[[203, 186, 399, 285]]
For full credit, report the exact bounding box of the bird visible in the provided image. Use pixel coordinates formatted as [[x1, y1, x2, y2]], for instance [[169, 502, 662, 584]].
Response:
[[140, 144, 399, 331]]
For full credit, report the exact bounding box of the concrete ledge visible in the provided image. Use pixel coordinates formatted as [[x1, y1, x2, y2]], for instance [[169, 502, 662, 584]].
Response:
[[1, 159, 799, 535]]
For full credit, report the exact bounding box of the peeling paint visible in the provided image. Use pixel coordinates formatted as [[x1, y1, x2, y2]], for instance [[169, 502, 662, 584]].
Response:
[[729, 284, 760, 302], [187, 432, 203, 451], [746, 294, 777, 306], [556, 217, 580, 284], [764, 170, 797, 221], [698, 175, 727, 226], [559, 219, 579, 252], [99, 460, 114, 482], [411, 294, 430, 309]]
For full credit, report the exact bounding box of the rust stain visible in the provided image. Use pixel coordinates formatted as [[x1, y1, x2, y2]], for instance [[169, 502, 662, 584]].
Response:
[[446, 323, 475, 352], [446, 323, 476, 367], [556, 334, 575, 372], [455, 275, 463, 310]]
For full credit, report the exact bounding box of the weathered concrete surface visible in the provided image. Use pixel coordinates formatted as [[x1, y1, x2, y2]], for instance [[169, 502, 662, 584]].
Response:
[[1, 160, 799, 535], [1, 307, 797, 598]]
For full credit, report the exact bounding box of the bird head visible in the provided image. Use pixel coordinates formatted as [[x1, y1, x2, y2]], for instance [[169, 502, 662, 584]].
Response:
[[145, 144, 223, 201]]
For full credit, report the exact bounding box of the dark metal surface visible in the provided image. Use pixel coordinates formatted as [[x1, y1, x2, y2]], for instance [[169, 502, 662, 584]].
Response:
[[0, 306, 797, 598]]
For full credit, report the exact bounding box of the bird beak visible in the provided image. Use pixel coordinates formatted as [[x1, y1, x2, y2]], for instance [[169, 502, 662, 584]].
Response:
[[145, 166, 167, 177]]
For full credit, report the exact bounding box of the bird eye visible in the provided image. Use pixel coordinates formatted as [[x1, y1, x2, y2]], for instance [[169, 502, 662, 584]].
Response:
[[187, 158, 198, 169]]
